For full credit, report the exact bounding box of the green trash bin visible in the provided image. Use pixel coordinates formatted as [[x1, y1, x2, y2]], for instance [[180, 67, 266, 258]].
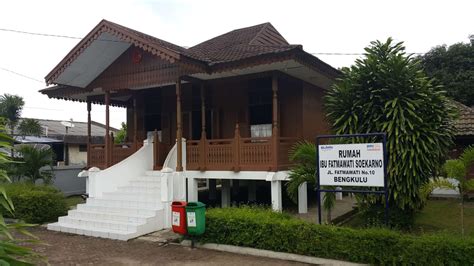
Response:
[[185, 201, 206, 236]]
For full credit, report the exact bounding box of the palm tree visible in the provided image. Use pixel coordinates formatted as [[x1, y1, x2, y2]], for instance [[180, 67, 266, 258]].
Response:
[[17, 118, 43, 137], [15, 144, 54, 184], [0, 94, 25, 135], [286, 141, 336, 223]]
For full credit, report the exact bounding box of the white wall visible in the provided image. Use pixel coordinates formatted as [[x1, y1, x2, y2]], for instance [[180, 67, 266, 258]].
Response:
[[68, 144, 87, 165]]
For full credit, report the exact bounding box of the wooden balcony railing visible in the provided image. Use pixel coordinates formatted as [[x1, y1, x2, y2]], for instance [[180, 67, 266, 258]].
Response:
[[89, 144, 106, 169], [87, 134, 143, 169], [186, 124, 299, 171], [153, 130, 170, 170]]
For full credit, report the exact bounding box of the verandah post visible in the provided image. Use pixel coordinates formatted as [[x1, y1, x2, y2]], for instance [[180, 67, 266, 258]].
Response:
[[176, 78, 183, 172], [104, 90, 111, 167], [153, 129, 159, 170], [199, 83, 207, 170], [272, 72, 279, 171], [234, 123, 241, 171], [133, 93, 139, 151], [87, 99, 92, 168]]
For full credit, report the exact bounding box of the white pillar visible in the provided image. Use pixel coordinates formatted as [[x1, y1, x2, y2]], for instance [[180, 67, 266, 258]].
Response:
[[298, 182, 308, 214], [221, 179, 231, 207], [271, 180, 282, 212], [336, 186, 343, 200], [248, 180, 256, 202], [187, 177, 198, 202], [209, 179, 217, 201]]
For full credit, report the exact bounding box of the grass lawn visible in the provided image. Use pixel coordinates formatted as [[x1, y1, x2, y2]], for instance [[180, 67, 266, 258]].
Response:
[[65, 195, 84, 208], [414, 198, 474, 236], [342, 198, 474, 237]]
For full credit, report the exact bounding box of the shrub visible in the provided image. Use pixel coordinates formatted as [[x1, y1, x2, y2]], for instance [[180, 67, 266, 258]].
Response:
[[359, 203, 415, 229], [2, 183, 68, 223], [325, 38, 456, 213], [200, 207, 474, 264]]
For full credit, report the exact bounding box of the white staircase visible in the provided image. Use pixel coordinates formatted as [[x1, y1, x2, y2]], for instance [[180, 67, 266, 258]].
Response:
[[48, 173, 165, 241], [47, 139, 187, 241]]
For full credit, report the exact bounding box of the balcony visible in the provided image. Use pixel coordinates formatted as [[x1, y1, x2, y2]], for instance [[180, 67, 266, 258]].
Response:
[[186, 125, 298, 172]]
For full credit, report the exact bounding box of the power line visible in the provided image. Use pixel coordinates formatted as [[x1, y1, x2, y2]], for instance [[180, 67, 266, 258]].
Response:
[[0, 28, 81, 40], [310, 52, 426, 56], [0, 66, 43, 83], [0, 27, 126, 43], [0, 27, 428, 55]]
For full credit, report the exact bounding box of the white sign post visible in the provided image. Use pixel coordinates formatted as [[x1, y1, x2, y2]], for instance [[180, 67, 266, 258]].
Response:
[[315, 133, 389, 225], [318, 143, 385, 187]]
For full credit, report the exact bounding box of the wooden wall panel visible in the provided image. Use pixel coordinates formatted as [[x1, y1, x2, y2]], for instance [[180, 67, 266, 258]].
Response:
[[279, 77, 302, 138], [301, 82, 330, 141], [88, 47, 194, 91]]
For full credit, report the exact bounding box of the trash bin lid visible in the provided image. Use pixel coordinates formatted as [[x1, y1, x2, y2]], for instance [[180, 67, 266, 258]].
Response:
[[186, 201, 206, 209], [172, 201, 187, 207]]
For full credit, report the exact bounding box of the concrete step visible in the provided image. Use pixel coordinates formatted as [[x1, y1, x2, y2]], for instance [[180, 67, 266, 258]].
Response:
[[76, 204, 156, 216], [68, 209, 152, 224], [58, 216, 141, 233], [101, 191, 161, 202], [86, 197, 163, 210], [48, 222, 138, 241], [116, 185, 161, 193]]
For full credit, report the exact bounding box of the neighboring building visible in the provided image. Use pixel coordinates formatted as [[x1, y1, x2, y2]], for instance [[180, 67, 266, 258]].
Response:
[[452, 101, 474, 157], [44, 20, 339, 240], [15, 119, 118, 166]]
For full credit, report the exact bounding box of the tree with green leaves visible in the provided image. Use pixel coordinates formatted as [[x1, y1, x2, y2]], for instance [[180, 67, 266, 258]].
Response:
[[420, 40, 474, 106], [325, 38, 457, 216], [17, 118, 43, 138], [15, 144, 54, 184], [0, 119, 43, 264], [0, 94, 25, 135], [442, 146, 474, 236], [114, 122, 127, 144], [286, 141, 336, 223]]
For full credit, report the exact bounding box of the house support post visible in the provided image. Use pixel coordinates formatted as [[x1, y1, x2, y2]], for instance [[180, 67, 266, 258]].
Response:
[[221, 179, 231, 207], [87, 100, 91, 168], [248, 180, 256, 202], [176, 79, 183, 172], [208, 179, 217, 201], [272, 73, 279, 171], [271, 180, 282, 212], [232, 179, 239, 197], [298, 182, 308, 214], [187, 177, 198, 202], [336, 186, 343, 200], [104, 90, 111, 167]]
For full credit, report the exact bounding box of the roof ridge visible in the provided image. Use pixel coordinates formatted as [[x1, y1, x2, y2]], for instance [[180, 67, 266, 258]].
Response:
[[248, 22, 271, 45]]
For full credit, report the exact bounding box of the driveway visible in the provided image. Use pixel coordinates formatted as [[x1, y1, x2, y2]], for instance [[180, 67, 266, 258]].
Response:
[[29, 227, 307, 265]]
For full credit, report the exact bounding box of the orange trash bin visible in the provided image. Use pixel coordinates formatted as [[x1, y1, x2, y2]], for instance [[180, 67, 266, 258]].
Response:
[[171, 201, 187, 235]]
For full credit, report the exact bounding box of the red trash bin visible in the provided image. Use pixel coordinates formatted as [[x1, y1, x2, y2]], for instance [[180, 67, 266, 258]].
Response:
[[171, 201, 187, 235]]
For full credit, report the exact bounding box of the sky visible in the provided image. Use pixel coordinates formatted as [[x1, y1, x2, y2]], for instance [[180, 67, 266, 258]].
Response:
[[0, 0, 472, 128]]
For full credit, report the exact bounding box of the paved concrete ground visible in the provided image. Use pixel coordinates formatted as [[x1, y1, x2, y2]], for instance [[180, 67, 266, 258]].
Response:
[[29, 227, 308, 265], [293, 196, 357, 223]]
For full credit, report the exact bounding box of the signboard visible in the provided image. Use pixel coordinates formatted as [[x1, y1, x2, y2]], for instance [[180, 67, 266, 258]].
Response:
[[172, 211, 180, 226], [187, 212, 196, 227], [318, 143, 384, 187]]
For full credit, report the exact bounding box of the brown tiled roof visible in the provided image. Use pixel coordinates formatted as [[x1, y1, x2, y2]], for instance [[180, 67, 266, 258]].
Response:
[[454, 101, 474, 136], [45, 20, 339, 86], [105, 20, 204, 61], [188, 23, 297, 63]]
